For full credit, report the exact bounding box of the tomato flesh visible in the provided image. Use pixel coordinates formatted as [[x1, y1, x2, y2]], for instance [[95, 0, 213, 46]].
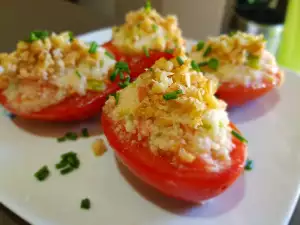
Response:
[[0, 82, 119, 121], [101, 113, 247, 203], [102, 41, 174, 79], [217, 71, 283, 107]]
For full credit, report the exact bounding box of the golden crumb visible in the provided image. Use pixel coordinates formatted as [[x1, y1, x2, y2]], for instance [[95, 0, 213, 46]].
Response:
[[92, 138, 107, 157]]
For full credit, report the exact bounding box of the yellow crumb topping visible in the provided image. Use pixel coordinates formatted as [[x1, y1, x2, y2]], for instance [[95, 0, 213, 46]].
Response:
[[104, 55, 233, 171], [112, 5, 185, 54], [0, 31, 116, 113]]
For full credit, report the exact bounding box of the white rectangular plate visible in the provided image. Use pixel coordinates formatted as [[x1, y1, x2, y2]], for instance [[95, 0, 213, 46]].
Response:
[[1, 28, 300, 225]]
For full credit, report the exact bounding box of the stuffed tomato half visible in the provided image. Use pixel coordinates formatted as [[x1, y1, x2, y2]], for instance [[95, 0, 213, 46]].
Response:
[[190, 31, 284, 107], [0, 31, 131, 121], [103, 1, 184, 79], [102, 55, 247, 203]]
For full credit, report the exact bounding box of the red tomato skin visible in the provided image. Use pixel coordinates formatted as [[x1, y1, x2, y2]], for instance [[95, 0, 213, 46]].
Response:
[[0, 82, 119, 121], [101, 113, 247, 203], [102, 41, 174, 79], [217, 71, 284, 107]]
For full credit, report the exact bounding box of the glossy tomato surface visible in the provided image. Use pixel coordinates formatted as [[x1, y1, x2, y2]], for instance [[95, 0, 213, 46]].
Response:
[[101, 112, 247, 203], [0, 82, 119, 121], [102, 41, 174, 79], [217, 71, 284, 107]]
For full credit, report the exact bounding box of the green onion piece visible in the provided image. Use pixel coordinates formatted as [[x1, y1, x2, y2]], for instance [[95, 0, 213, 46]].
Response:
[[247, 54, 260, 69], [165, 49, 174, 54], [203, 45, 212, 57], [231, 130, 248, 143], [65, 132, 78, 141], [87, 80, 105, 91], [60, 166, 74, 175], [25, 30, 49, 42], [105, 51, 115, 60], [191, 60, 200, 72], [245, 159, 254, 171], [61, 151, 77, 159], [208, 58, 219, 70], [69, 31, 74, 42], [81, 128, 89, 137], [143, 46, 150, 57], [67, 155, 80, 169], [57, 137, 66, 142], [198, 61, 208, 67], [55, 160, 68, 169], [119, 71, 125, 80], [119, 76, 131, 89], [152, 24, 158, 32], [34, 165, 50, 181], [229, 30, 237, 37], [81, 198, 91, 210], [196, 40, 205, 51], [176, 56, 184, 66], [88, 41, 98, 54], [99, 59, 104, 68], [110, 68, 119, 81], [144, 0, 152, 13], [75, 70, 81, 78], [111, 92, 120, 105], [163, 89, 183, 100], [27, 33, 38, 42], [115, 61, 130, 73]]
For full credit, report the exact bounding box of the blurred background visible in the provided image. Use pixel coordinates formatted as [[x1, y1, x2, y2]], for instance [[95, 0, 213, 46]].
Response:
[[2, 0, 297, 72]]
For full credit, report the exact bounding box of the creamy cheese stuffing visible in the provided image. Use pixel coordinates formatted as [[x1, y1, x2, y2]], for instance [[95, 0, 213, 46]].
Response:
[[190, 31, 282, 88], [103, 55, 234, 172], [0, 31, 116, 113], [112, 4, 185, 54]]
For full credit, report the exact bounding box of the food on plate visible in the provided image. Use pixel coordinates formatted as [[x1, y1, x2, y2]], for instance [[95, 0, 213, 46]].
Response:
[[190, 31, 284, 106], [92, 138, 107, 156], [103, 1, 185, 79], [81, 198, 91, 210], [0, 31, 130, 121], [102, 55, 247, 203]]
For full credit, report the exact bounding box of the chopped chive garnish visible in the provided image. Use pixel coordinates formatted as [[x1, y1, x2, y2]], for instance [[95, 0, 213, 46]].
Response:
[[208, 58, 219, 70], [55, 160, 68, 169], [119, 76, 131, 89], [75, 70, 81, 78], [26, 30, 49, 42], [57, 136, 66, 142], [111, 92, 120, 105], [81, 198, 91, 210], [247, 54, 260, 69], [245, 159, 253, 171], [229, 30, 237, 37], [143, 46, 150, 57], [152, 24, 158, 32], [176, 56, 184, 66], [163, 89, 183, 100], [60, 167, 74, 175], [196, 40, 205, 51], [81, 128, 89, 137], [105, 51, 115, 60], [144, 0, 152, 13], [65, 132, 78, 141], [67, 155, 80, 169], [119, 71, 124, 80], [231, 130, 248, 143], [203, 45, 212, 57], [69, 31, 74, 42], [34, 166, 50, 181], [165, 49, 174, 54], [88, 41, 98, 54], [110, 68, 119, 81], [198, 61, 208, 67], [99, 59, 104, 68], [191, 60, 200, 72], [61, 151, 77, 159], [115, 61, 130, 73]]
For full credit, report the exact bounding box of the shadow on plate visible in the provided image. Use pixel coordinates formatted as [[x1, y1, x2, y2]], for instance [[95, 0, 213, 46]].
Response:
[[115, 157, 245, 218], [12, 114, 103, 138], [229, 90, 280, 124]]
